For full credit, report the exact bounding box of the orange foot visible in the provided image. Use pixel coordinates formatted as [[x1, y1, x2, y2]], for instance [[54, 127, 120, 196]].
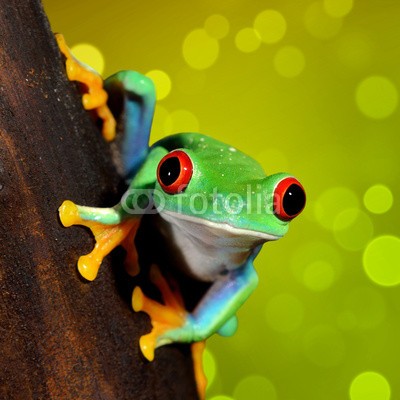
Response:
[[132, 265, 207, 400], [59, 200, 140, 280], [55, 33, 116, 141]]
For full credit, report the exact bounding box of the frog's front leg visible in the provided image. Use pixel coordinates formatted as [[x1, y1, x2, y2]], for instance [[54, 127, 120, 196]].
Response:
[[162, 257, 258, 346], [134, 247, 260, 352], [132, 265, 209, 399], [59, 147, 165, 281], [133, 253, 259, 398], [59, 200, 140, 280]]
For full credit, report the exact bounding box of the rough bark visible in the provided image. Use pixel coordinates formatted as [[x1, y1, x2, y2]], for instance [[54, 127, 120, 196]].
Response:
[[0, 1, 198, 398]]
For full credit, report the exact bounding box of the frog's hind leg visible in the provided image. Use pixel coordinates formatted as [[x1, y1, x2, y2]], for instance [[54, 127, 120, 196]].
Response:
[[191, 341, 207, 400], [59, 200, 139, 281], [104, 70, 156, 179], [132, 265, 207, 400]]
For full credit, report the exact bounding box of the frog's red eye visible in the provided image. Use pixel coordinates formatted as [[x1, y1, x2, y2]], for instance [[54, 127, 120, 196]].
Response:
[[273, 177, 306, 221], [157, 150, 193, 194]]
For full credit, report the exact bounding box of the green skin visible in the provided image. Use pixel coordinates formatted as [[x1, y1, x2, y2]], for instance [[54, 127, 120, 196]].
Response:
[[129, 133, 290, 238], [68, 71, 304, 348]]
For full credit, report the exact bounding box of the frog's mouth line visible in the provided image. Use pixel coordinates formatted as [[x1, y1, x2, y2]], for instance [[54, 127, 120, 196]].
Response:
[[159, 209, 282, 242]]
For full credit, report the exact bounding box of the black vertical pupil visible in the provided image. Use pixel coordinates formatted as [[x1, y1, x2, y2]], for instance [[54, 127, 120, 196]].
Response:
[[283, 184, 306, 216], [159, 157, 181, 186]]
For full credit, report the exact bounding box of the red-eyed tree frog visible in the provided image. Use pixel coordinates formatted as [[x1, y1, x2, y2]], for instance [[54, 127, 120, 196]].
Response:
[[56, 34, 306, 399]]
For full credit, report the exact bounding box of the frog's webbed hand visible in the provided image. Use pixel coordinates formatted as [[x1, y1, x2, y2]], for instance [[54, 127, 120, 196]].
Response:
[[55, 33, 116, 141], [104, 71, 156, 179], [59, 147, 165, 281], [59, 201, 139, 281]]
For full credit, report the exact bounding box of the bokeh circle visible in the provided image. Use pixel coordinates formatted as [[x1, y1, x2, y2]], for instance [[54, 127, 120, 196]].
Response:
[[356, 76, 398, 119], [349, 371, 391, 400], [363, 235, 400, 286]]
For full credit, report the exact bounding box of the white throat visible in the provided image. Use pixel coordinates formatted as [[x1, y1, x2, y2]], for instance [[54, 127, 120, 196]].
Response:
[[156, 209, 279, 282]]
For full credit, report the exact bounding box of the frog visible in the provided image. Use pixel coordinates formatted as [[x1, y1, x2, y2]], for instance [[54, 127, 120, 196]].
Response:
[[56, 34, 306, 399]]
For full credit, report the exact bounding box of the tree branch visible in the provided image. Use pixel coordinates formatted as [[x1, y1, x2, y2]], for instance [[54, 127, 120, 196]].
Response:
[[0, 1, 198, 398]]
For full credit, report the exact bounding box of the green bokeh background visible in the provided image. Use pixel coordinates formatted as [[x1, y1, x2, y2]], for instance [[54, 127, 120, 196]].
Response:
[[42, 1, 400, 399]]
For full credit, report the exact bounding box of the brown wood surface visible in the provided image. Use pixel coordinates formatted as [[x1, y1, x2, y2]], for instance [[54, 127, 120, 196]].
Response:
[[0, 1, 198, 398]]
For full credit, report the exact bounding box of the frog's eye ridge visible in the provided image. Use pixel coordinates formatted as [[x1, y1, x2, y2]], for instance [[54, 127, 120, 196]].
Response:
[[273, 177, 306, 221], [157, 150, 193, 194]]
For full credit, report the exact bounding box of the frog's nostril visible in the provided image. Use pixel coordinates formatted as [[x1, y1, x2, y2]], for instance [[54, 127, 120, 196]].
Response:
[[273, 177, 306, 221]]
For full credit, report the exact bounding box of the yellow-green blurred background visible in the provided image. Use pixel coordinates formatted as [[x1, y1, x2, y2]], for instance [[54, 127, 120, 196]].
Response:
[[43, 1, 400, 399]]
